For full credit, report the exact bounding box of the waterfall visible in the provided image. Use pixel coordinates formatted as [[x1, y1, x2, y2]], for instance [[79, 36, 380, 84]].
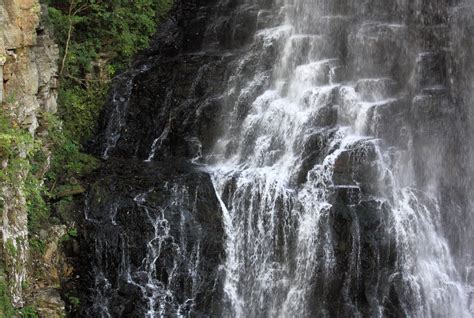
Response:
[[209, 0, 472, 317], [82, 0, 474, 317]]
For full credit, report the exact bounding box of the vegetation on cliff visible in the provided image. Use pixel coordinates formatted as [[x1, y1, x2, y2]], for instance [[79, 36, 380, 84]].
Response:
[[38, 0, 173, 229], [43, 0, 172, 198], [0, 0, 172, 315], [48, 0, 172, 142]]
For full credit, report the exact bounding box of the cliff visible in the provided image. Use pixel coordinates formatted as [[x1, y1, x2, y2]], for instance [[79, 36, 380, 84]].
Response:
[[0, 0, 65, 316]]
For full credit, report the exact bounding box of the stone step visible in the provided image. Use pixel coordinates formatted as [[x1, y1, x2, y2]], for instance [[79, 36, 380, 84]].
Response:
[[355, 78, 398, 102], [331, 185, 362, 205], [315, 16, 351, 59], [349, 22, 407, 77], [290, 127, 339, 185], [257, 10, 280, 30], [255, 24, 293, 47], [332, 138, 381, 194], [305, 0, 350, 16], [421, 85, 448, 96], [410, 24, 450, 52], [289, 34, 324, 45], [316, 15, 350, 35], [301, 84, 340, 110], [289, 34, 325, 60], [293, 59, 341, 87], [411, 93, 453, 121], [278, 4, 296, 21], [329, 66, 347, 84], [283, 34, 337, 64], [364, 97, 408, 145], [408, 0, 450, 25], [414, 51, 447, 89]]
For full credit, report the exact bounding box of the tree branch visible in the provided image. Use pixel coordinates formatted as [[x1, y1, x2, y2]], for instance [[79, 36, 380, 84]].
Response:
[[59, 0, 77, 76]]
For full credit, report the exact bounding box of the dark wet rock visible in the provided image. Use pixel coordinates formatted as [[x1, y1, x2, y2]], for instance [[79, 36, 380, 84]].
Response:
[[79, 0, 474, 316], [291, 128, 338, 186], [80, 0, 280, 315], [318, 105, 339, 127], [355, 78, 398, 102], [366, 97, 410, 146], [348, 22, 407, 78], [413, 51, 447, 89], [411, 94, 454, 121], [217, 5, 259, 49], [318, 197, 397, 318], [332, 139, 380, 194], [91, 0, 269, 160], [78, 160, 224, 317]]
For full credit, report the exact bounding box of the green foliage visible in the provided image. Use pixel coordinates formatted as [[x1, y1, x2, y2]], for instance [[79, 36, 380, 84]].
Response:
[[48, 0, 172, 75], [0, 110, 50, 233], [43, 0, 173, 186], [25, 0, 172, 237], [42, 113, 98, 186], [0, 1, 172, 315], [18, 306, 39, 318], [24, 172, 50, 233], [69, 295, 80, 306], [57, 85, 107, 143], [0, 268, 34, 318], [60, 226, 78, 243], [21, 280, 30, 290], [0, 273, 38, 317], [29, 239, 46, 255], [67, 227, 78, 238], [0, 274, 16, 317], [65, 293, 80, 308], [0, 110, 37, 183], [5, 239, 17, 258]]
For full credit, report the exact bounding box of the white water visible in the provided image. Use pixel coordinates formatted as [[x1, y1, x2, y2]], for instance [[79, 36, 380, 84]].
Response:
[[88, 0, 474, 316], [209, 1, 472, 317], [102, 64, 151, 159], [86, 184, 203, 318]]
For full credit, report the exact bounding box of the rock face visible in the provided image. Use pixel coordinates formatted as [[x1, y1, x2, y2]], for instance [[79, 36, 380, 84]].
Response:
[[0, 0, 59, 311], [79, 160, 225, 317], [1, 1, 58, 130], [83, 0, 473, 317], [34, 288, 65, 318], [80, 1, 259, 315]]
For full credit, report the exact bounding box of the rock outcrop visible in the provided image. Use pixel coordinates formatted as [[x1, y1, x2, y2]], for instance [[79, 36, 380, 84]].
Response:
[[0, 0, 61, 313], [79, 160, 225, 317], [1, 1, 58, 131]]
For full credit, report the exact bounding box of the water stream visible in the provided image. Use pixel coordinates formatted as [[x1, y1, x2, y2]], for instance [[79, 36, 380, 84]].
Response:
[[209, 0, 472, 316], [83, 0, 474, 316]]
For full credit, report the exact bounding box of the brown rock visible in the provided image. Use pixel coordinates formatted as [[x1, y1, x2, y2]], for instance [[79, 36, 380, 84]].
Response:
[[34, 288, 65, 318]]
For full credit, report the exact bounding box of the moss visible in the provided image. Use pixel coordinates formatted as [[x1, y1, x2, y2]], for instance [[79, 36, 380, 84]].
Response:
[[0, 277, 16, 317], [5, 239, 17, 258]]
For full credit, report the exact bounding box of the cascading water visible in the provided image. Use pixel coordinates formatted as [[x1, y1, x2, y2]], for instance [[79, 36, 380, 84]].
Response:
[[80, 0, 474, 317], [209, 0, 473, 316], [99, 64, 152, 159]]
